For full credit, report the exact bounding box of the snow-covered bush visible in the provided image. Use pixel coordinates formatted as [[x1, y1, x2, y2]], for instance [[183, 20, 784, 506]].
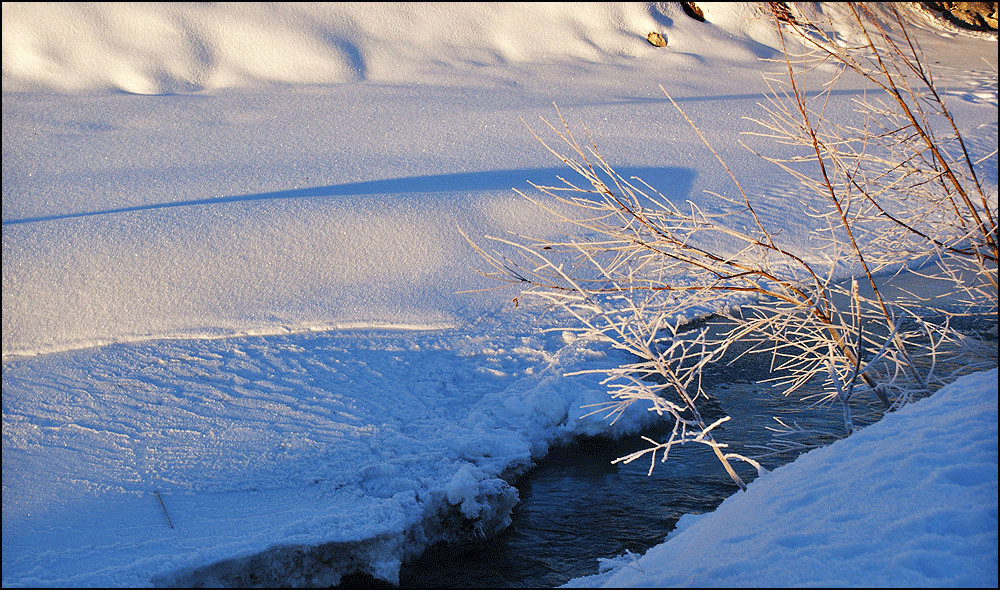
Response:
[[468, 4, 997, 489]]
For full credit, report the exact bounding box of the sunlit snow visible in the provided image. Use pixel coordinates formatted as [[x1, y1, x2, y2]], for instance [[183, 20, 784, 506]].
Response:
[[3, 2, 996, 587]]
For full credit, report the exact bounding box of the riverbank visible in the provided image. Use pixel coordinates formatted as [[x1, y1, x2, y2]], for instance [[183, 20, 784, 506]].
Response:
[[565, 367, 998, 588]]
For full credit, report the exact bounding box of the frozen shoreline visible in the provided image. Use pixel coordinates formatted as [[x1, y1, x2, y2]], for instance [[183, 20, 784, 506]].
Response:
[[4, 3, 995, 587], [565, 368, 998, 588], [2, 323, 665, 587]]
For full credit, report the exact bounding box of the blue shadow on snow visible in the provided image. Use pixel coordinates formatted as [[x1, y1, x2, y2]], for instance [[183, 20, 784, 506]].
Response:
[[3, 167, 695, 225]]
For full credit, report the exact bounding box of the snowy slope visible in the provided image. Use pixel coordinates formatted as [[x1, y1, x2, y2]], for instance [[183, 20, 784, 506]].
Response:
[[3, 2, 997, 587], [566, 368, 998, 588]]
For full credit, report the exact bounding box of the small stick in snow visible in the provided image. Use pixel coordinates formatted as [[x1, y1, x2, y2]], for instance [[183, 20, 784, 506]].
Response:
[[155, 490, 174, 529]]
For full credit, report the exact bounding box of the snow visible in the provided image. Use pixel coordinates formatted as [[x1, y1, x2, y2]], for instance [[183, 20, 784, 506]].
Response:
[[566, 368, 998, 588], [2, 2, 996, 587]]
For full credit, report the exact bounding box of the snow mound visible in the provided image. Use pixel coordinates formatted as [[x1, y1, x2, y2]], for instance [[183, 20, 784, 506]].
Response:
[[3, 3, 672, 94]]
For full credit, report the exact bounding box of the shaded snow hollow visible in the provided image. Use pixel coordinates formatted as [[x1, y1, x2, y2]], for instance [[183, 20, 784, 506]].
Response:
[[3, 2, 997, 588]]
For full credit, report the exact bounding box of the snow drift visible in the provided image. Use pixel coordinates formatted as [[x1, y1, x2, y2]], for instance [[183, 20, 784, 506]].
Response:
[[3, 2, 996, 587]]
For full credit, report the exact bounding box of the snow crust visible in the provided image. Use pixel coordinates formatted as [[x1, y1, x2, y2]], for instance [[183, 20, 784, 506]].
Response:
[[3, 2, 997, 587]]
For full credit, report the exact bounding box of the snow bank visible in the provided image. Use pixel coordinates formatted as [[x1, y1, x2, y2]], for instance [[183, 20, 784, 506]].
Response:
[[3, 2, 996, 588], [2, 326, 659, 587], [5, 2, 995, 360], [2, 2, 671, 94], [567, 369, 998, 588]]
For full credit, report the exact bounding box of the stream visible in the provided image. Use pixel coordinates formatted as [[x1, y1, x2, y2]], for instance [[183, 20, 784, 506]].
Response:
[[342, 310, 994, 588], [337, 336, 883, 588]]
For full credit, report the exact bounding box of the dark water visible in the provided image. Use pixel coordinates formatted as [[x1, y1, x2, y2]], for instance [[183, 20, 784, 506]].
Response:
[[337, 346, 873, 588], [343, 312, 995, 589], [395, 433, 740, 588], [391, 388, 866, 587]]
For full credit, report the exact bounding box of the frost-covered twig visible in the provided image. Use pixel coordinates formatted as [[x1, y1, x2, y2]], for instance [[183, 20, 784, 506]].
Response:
[[465, 2, 997, 485]]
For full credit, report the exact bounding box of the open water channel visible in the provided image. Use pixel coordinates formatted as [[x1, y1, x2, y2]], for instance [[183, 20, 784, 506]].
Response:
[[337, 324, 889, 588], [338, 303, 995, 588]]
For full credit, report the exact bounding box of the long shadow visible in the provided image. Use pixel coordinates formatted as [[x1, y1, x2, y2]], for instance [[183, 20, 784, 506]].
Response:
[[3, 167, 695, 225], [601, 86, 877, 107]]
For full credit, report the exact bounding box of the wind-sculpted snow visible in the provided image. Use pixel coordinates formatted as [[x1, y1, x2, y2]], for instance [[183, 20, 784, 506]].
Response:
[[0, 3, 674, 94], [1, 320, 659, 586], [3, 2, 996, 587], [1, 82, 704, 361]]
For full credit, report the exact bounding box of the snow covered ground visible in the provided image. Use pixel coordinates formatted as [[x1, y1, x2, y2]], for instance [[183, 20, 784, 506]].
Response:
[[3, 2, 996, 587], [566, 367, 998, 588]]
